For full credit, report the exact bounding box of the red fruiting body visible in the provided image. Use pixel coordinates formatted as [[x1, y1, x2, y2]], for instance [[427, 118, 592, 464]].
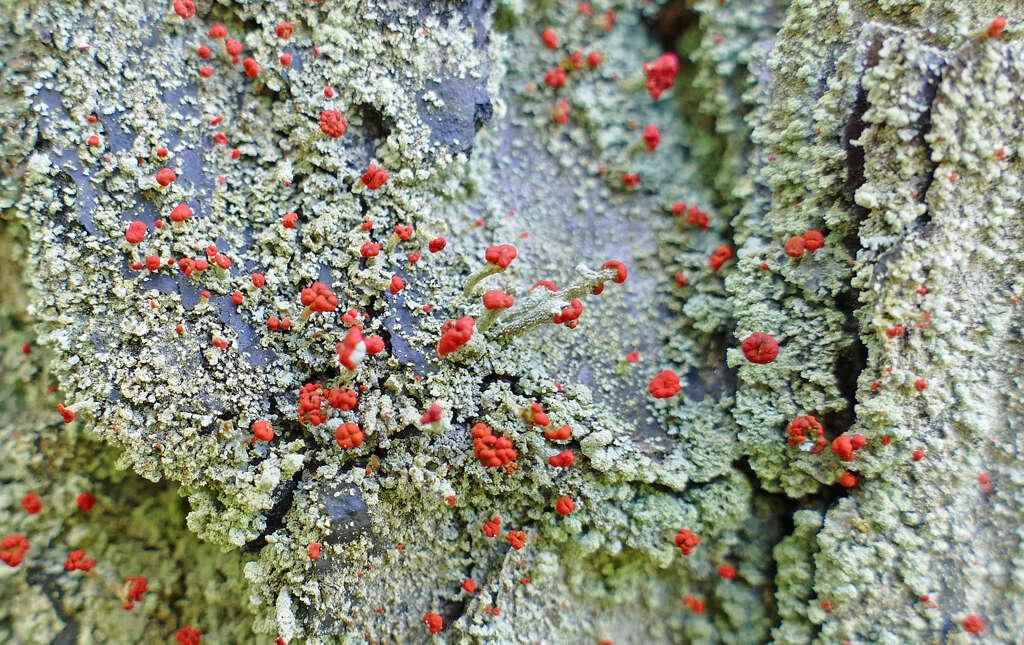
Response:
[[360, 242, 381, 257], [438, 317, 475, 356], [429, 237, 446, 252], [472, 423, 517, 467], [394, 225, 413, 240], [232, 290, 243, 305], [545, 68, 566, 88], [125, 221, 146, 244], [643, 53, 679, 100], [420, 403, 442, 425], [199, 66, 213, 78], [553, 299, 583, 326], [601, 260, 628, 283], [988, 16, 1006, 38], [57, 403, 75, 423], [170, 203, 192, 222], [422, 613, 443, 634], [912, 449, 925, 461], [718, 564, 737, 580], [389, 275, 405, 294], [626, 351, 639, 363], [553, 100, 570, 124], [361, 164, 388, 190], [687, 205, 709, 230], [541, 28, 558, 49], [524, 402, 550, 427], [308, 542, 320, 560], [784, 236, 806, 258], [786, 416, 826, 453], [252, 420, 274, 441], [242, 58, 260, 77], [300, 282, 338, 313], [462, 579, 477, 593], [555, 497, 575, 516], [485, 244, 518, 268], [548, 450, 575, 468], [145, 255, 161, 271], [683, 596, 706, 613], [622, 172, 640, 187], [225, 39, 242, 56], [709, 245, 733, 270], [64, 550, 95, 572], [175, 627, 201, 645], [831, 435, 862, 461], [87, 135, 100, 146], [319, 109, 347, 138], [252, 273, 265, 287], [280, 52, 293, 66], [741, 332, 779, 364], [335, 422, 364, 449], [483, 517, 501, 537], [674, 273, 688, 287], [675, 529, 700, 555], [506, 530, 526, 550], [530, 281, 557, 292], [198, 45, 211, 58], [337, 326, 369, 370], [838, 471, 857, 488], [545, 424, 571, 441], [1, 535, 29, 567], [408, 252, 420, 264], [914, 379, 927, 391], [156, 167, 176, 186], [327, 388, 358, 411], [277, 22, 295, 39], [642, 125, 661, 152], [803, 229, 824, 250], [173, 0, 196, 19], [298, 383, 329, 426], [365, 335, 385, 354], [122, 576, 148, 609], [587, 52, 602, 67], [21, 493, 41, 514], [887, 326, 905, 338], [963, 614, 984, 634], [649, 370, 681, 398], [76, 493, 95, 512]]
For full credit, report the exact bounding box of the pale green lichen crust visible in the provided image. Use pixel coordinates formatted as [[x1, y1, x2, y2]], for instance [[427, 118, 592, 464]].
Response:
[[2, 0, 1023, 643]]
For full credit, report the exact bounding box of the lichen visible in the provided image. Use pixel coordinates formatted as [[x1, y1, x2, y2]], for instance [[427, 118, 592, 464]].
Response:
[[2, 0, 1023, 643]]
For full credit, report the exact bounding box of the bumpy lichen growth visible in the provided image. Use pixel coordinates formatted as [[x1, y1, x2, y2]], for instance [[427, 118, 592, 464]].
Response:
[[2, 0, 1023, 643]]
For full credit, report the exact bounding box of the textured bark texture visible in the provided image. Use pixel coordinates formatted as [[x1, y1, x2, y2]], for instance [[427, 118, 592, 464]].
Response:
[[1, 1, 1021, 644]]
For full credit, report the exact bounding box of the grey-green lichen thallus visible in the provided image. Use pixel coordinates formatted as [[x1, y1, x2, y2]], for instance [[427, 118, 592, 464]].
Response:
[[0, 0, 1022, 643]]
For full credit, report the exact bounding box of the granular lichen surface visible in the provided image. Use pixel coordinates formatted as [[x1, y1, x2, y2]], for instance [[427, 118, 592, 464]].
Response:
[[1, 0, 1022, 644]]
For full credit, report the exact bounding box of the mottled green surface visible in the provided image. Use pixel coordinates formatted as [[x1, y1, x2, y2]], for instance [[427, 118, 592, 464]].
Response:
[[1, 0, 1022, 643]]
